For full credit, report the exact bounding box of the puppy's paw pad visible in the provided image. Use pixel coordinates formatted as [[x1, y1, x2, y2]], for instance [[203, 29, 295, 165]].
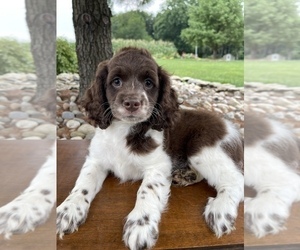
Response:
[[172, 167, 203, 186], [244, 197, 288, 237], [56, 199, 89, 237], [204, 197, 237, 237], [0, 193, 53, 238], [123, 215, 158, 250]]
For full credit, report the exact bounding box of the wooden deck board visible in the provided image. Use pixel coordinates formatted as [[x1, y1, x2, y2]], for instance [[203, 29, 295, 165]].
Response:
[[57, 140, 244, 249]]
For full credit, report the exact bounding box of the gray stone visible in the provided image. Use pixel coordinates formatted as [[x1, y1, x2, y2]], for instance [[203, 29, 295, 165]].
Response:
[[10, 103, 21, 110], [22, 131, 46, 139], [70, 131, 85, 138], [56, 117, 63, 123], [0, 117, 10, 123], [9, 111, 29, 119], [228, 98, 240, 107], [62, 111, 75, 119], [70, 96, 77, 102], [225, 112, 235, 120], [71, 136, 83, 140], [73, 118, 85, 124], [78, 124, 95, 135], [16, 120, 38, 129], [23, 136, 42, 140], [28, 118, 46, 124], [62, 103, 70, 110], [72, 110, 84, 118], [22, 96, 32, 102], [21, 102, 35, 112], [66, 119, 81, 129], [34, 123, 56, 135], [69, 102, 79, 112], [216, 103, 228, 113], [26, 110, 44, 118], [0, 96, 8, 102], [85, 132, 95, 140]]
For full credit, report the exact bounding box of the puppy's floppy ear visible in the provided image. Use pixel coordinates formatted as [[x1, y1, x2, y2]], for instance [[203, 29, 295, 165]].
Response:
[[150, 67, 179, 131], [81, 60, 112, 129]]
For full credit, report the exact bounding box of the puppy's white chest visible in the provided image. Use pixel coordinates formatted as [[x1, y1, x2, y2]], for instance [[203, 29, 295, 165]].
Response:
[[90, 124, 168, 181]]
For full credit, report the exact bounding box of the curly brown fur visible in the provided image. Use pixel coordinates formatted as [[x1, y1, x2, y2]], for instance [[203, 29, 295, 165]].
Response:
[[81, 47, 179, 131]]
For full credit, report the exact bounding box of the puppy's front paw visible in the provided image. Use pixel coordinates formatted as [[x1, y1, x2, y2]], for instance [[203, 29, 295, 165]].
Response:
[[56, 196, 89, 238], [204, 197, 237, 237], [244, 196, 288, 238], [0, 191, 54, 239], [123, 212, 159, 250]]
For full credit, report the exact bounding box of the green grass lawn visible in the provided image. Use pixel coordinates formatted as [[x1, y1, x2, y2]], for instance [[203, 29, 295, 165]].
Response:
[[155, 59, 300, 87], [244, 61, 300, 87], [155, 58, 244, 87]]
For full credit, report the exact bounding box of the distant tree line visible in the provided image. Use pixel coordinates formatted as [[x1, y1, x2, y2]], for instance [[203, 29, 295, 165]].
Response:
[[244, 0, 300, 59], [112, 0, 244, 59]]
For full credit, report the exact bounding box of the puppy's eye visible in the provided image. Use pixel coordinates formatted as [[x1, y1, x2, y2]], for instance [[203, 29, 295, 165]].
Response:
[[112, 77, 122, 88], [144, 78, 154, 89]]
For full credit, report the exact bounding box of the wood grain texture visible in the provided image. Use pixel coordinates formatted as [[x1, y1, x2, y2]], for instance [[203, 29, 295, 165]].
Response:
[[57, 140, 244, 250], [0, 140, 55, 250]]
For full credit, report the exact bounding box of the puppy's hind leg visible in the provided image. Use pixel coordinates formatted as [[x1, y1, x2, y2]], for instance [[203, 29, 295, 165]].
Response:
[[189, 145, 244, 237], [171, 165, 204, 186]]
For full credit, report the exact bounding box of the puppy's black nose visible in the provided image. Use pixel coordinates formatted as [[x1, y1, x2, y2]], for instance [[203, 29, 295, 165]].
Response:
[[123, 100, 141, 112]]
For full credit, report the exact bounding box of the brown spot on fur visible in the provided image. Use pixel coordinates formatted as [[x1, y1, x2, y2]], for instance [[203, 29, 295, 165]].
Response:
[[246, 112, 300, 170], [264, 224, 273, 232], [221, 137, 244, 172], [244, 112, 272, 146], [45, 199, 51, 204], [41, 189, 50, 195], [261, 189, 270, 194], [126, 124, 159, 155], [165, 110, 227, 163], [264, 136, 299, 169]]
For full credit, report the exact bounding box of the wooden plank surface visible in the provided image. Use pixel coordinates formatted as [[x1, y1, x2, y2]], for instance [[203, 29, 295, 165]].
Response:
[[57, 140, 244, 250], [0, 140, 56, 250]]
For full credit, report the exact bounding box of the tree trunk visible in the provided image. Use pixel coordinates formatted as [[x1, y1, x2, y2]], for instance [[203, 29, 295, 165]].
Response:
[[72, 0, 113, 100], [25, 0, 56, 101], [212, 48, 218, 59]]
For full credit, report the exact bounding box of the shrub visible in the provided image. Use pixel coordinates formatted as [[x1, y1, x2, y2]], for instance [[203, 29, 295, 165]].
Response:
[[56, 37, 78, 74], [0, 38, 34, 74], [112, 39, 179, 59]]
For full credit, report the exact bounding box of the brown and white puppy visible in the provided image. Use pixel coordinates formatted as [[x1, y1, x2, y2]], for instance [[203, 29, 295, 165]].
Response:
[[56, 47, 244, 250]]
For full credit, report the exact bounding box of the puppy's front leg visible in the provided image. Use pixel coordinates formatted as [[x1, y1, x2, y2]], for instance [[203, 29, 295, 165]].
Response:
[[190, 147, 244, 237], [56, 157, 108, 237], [123, 170, 171, 250], [0, 144, 56, 239]]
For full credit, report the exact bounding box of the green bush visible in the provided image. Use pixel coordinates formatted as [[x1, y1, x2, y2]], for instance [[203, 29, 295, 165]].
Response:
[[0, 38, 34, 74], [56, 37, 78, 74], [112, 39, 179, 59]]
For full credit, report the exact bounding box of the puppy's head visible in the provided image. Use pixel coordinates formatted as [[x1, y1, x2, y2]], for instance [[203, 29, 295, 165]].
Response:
[[82, 47, 179, 130]]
